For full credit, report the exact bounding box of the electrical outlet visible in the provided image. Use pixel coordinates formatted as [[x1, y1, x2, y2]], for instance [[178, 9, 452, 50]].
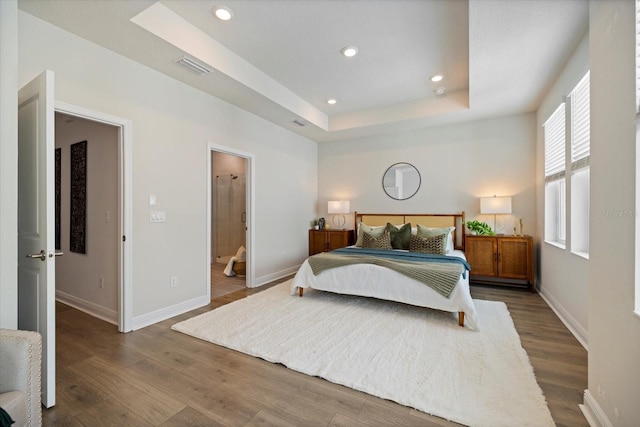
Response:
[[170, 276, 178, 288], [98, 277, 104, 289]]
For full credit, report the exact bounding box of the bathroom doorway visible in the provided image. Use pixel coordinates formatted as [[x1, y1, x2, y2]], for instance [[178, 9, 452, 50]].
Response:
[[210, 148, 250, 298]]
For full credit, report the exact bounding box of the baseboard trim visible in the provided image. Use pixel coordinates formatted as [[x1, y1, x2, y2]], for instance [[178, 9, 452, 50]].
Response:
[[253, 265, 300, 288], [132, 294, 210, 331], [580, 389, 613, 427], [132, 265, 300, 330], [55, 290, 118, 326], [539, 289, 588, 350]]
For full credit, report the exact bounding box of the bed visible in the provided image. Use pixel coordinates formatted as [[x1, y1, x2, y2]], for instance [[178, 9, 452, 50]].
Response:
[[290, 212, 479, 330]]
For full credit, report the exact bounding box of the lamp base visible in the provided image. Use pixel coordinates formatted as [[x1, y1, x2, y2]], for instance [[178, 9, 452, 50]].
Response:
[[332, 214, 346, 229]]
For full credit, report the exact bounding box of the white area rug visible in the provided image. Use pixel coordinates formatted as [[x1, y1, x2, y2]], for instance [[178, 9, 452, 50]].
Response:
[[172, 280, 554, 427]]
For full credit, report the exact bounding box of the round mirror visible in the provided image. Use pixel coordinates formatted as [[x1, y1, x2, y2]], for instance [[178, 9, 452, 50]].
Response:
[[382, 162, 421, 200]]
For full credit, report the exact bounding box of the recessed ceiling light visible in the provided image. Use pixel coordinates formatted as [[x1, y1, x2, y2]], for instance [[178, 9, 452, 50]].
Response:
[[213, 6, 233, 21], [431, 74, 443, 82], [327, 99, 337, 105], [341, 46, 358, 58]]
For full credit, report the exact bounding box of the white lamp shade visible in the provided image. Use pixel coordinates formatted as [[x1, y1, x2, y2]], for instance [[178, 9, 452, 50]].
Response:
[[328, 200, 350, 214], [480, 196, 512, 215]]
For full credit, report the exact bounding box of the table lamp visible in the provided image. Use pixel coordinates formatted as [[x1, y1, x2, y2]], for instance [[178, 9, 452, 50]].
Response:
[[480, 196, 512, 234], [328, 200, 350, 229]]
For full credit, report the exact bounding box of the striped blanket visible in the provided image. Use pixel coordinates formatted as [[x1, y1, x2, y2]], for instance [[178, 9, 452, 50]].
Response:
[[307, 248, 470, 298]]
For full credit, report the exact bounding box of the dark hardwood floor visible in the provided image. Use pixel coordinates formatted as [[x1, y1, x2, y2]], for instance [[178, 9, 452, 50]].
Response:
[[46, 279, 587, 426]]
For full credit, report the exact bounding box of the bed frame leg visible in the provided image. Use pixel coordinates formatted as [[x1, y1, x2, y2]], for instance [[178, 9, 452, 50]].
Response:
[[298, 287, 303, 297], [458, 312, 464, 327]]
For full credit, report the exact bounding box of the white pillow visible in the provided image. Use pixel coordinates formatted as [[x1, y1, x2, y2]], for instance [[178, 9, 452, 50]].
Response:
[[416, 225, 455, 253]]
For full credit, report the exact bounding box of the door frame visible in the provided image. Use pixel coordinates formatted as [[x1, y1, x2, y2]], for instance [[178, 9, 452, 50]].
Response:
[[55, 101, 133, 332], [207, 142, 255, 290]]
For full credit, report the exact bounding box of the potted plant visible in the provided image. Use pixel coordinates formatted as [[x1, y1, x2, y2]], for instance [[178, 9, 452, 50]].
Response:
[[464, 220, 495, 236]]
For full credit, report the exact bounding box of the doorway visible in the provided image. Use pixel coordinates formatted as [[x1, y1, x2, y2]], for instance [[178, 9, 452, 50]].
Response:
[[17, 72, 132, 409], [55, 101, 133, 332], [54, 112, 119, 325], [207, 142, 254, 299]]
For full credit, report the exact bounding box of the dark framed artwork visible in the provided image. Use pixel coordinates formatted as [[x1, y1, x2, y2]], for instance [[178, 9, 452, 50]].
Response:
[[55, 148, 61, 250], [70, 140, 87, 254]]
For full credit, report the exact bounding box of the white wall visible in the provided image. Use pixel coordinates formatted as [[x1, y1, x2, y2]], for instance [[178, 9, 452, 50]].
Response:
[[0, 0, 18, 329], [536, 34, 590, 346], [17, 11, 317, 326], [55, 114, 119, 323], [587, 1, 640, 425], [318, 113, 537, 239]]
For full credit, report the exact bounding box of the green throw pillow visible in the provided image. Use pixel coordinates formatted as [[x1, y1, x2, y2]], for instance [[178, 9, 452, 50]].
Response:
[[355, 223, 385, 247], [385, 222, 411, 250]]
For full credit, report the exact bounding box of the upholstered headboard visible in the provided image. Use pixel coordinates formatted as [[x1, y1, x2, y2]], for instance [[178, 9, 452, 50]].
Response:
[[354, 211, 466, 251]]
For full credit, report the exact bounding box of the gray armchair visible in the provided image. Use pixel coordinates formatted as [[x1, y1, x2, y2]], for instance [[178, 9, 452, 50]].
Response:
[[0, 329, 42, 427]]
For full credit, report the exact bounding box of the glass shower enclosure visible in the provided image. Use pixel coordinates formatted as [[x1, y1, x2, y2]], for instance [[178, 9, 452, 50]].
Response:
[[213, 173, 246, 263]]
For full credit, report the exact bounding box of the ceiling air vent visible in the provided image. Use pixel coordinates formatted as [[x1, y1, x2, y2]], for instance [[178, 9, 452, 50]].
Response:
[[175, 56, 212, 75], [292, 119, 308, 127]]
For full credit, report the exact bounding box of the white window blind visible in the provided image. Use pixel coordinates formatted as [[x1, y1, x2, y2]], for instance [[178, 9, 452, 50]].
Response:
[[571, 71, 590, 170], [544, 103, 566, 181]]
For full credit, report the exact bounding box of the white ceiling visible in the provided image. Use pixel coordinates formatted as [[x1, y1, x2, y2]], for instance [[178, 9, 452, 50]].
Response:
[[18, 0, 588, 142]]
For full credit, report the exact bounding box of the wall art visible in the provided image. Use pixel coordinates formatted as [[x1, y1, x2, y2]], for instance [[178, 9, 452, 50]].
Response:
[[70, 140, 87, 254]]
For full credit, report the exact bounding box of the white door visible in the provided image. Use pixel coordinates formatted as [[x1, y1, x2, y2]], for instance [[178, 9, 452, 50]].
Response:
[[18, 70, 57, 408]]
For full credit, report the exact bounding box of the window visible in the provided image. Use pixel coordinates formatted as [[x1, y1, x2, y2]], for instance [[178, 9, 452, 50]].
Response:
[[570, 71, 590, 257], [544, 103, 567, 246], [544, 71, 590, 254]]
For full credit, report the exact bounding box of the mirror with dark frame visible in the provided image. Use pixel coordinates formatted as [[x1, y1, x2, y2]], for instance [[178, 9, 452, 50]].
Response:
[[382, 162, 421, 200]]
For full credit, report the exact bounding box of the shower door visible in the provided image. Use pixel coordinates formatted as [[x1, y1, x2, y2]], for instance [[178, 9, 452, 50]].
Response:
[[214, 174, 246, 263]]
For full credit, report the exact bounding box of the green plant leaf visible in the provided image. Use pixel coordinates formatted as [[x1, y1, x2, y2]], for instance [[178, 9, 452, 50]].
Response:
[[464, 220, 495, 236]]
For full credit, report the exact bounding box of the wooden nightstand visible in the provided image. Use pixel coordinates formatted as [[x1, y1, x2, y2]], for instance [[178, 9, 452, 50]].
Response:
[[465, 235, 535, 292], [309, 229, 355, 256]]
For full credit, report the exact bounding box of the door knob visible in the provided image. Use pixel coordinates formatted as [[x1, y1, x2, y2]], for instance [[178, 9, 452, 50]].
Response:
[[26, 250, 46, 261], [25, 250, 63, 261]]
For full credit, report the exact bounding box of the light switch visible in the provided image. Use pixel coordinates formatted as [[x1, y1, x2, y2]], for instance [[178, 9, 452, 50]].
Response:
[[150, 211, 166, 223], [149, 195, 157, 206]]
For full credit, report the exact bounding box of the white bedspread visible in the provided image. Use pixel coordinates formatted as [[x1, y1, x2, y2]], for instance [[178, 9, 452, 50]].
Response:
[[291, 249, 479, 330]]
